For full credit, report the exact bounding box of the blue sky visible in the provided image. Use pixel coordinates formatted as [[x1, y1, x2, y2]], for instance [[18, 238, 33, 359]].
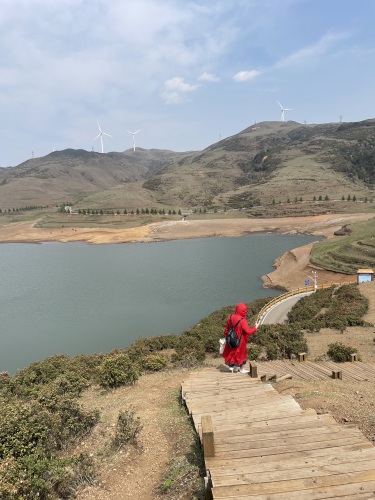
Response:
[[1, 0, 375, 167]]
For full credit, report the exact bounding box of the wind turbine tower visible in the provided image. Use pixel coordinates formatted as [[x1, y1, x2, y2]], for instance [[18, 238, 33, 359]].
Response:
[[276, 100, 292, 121], [94, 122, 112, 153], [127, 130, 140, 151]]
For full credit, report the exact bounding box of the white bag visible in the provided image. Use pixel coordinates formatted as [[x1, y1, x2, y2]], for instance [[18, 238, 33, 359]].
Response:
[[219, 338, 226, 354]]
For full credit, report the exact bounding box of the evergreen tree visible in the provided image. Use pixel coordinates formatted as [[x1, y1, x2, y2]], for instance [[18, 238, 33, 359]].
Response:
[[318, 195, 323, 201], [347, 195, 351, 201], [352, 195, 356, 202], [324, 195, 329, 201], [124, 209, 127, 215], [313, 196, 316, 201]]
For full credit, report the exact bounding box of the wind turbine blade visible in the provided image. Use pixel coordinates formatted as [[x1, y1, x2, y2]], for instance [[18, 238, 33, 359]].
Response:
[[97, 121, 102, 132], [102, 132, 112, 137], [134, 130, 140, 134], [276, 100, 283, 109], [94, 133, 101, 140], [127, 130, 133, 134]]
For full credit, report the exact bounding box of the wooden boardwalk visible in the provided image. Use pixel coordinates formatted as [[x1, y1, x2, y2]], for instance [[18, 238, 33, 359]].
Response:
[[182, 369, 375, 499], [257, 360, 375, 382]]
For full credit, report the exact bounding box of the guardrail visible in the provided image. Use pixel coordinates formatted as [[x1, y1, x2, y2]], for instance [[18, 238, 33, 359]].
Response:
[[256, 281, 356, 325]]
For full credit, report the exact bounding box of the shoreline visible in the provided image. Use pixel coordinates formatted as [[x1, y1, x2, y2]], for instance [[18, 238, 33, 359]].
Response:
[[0, 213, 373, 290]]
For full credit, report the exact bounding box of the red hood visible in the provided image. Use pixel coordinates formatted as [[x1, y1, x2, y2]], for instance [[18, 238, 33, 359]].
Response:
[[235, 303, 248, 317]]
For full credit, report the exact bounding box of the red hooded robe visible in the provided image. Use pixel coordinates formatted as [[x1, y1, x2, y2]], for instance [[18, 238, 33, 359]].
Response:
[[222, 303, 257, 367]]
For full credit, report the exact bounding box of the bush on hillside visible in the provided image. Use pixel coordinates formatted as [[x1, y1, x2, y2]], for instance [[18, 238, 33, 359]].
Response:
[[327, 342, 359, 362], [287, 284, 369, 332], [0, 452, 95, 499], [98, 353, 139, 388], [171, 335, 206, 367], [251, 324, 308, 360], [112, 408, 142, 448], [142, 354, 168, 372], [247, 344, 263, 361]]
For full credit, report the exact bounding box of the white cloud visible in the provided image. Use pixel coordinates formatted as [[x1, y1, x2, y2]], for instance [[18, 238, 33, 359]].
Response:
[[275, 32, 351, 69], [198, 72, 220, 82], [164, 77, 199, 93], [162, 77, 199, 104], [233, 70, 261, 82]]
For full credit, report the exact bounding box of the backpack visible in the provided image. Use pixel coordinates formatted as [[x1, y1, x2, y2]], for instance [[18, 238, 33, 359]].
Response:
[[226, 316, 243, 348]]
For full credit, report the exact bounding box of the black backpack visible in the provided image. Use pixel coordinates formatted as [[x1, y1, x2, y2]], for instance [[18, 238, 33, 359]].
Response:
[[226, 316, 243, 348]]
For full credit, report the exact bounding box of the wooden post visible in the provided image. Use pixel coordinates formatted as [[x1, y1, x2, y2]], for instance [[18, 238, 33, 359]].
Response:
[[249, 361, 258, 378], [298, 352, 307, 362], [350, 353, 358, 362], [202, 416, 215, 457], [332, 370, 342, 380]]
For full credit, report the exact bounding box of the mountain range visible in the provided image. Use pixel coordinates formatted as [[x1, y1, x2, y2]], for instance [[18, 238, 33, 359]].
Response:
[[1, 119, 375, 211]]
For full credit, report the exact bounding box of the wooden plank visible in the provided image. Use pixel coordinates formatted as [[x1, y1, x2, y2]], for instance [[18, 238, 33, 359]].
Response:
[[213, 413, 337, 438], [216, 430, 365, 458], [211, 469, 375, 497], [186, 391, 281, 409], [211, 458, 375, 487], [207, 447, 375, 476], [206, 441, 374, 471], [212, 433, 370, 459], [191, 400, 302, 426], [213, 480, 375, 499], [214, 425, 360, 449], [184, 389, 276, 405], [208, 408, 317, 433], [191, 397, 301, 420]]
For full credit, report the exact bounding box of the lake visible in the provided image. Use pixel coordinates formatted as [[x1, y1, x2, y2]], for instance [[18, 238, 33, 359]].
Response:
[[1, 233, 319, 373]]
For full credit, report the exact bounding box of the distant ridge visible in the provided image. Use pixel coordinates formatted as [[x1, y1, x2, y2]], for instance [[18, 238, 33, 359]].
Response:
[[1, 119, 375, 209]]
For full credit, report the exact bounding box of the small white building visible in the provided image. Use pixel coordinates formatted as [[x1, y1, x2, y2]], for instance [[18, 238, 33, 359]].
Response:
[[357, 268, 374, 284]]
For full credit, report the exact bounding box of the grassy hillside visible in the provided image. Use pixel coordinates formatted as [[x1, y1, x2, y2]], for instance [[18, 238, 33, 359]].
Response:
[[311, 217, 375, 273], [0, 148, 186, 209], [2, 119, 375, 213]]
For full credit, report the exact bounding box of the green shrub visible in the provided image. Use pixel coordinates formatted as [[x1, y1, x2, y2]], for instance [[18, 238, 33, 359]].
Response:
[[142, 354, 168, 372], [0, 452, 95, 499], [98, 353, 139, 388], [247, 344, 262, 361], [172, 335, 206, 367], [287, 284, 369, 332], [327, 342, 358, 362], [113, 408, 142, 448], [252, 324, 308, 360]]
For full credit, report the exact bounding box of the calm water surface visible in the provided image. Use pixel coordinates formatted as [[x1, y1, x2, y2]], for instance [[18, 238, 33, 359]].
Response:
[[1, 234, 319, 373]]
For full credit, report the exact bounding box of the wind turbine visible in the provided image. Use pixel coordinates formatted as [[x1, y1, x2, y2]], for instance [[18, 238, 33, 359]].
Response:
[[127, 130, 140, 151], [94, 122, 112, 153], [276, 100, 292, 121]]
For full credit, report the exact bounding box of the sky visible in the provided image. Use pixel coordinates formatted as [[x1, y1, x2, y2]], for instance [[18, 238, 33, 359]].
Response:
[[1, 0, 375, 167]]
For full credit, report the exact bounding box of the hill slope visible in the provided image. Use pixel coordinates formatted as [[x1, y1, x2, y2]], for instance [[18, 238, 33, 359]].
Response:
[[0, 148, 187, 208], [1, 119, 375, 210]]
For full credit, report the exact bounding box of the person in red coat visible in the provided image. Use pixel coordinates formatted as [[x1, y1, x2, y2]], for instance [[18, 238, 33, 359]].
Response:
[[222, 303, 257, 373]]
